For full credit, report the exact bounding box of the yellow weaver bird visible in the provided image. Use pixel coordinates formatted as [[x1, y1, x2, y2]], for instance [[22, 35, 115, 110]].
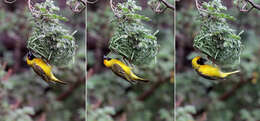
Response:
[[103, 56, 148, 84], [192, 56, 240, 80], [26, 51, 66, 84]]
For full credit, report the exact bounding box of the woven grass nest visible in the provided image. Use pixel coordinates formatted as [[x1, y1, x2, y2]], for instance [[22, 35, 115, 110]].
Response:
[[27, 0, 76, 66], [109, 0, 159, 65], [193, 0, 243, 67]]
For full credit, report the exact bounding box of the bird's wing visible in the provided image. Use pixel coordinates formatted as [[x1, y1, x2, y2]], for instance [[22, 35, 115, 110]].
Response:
[[196, 65, 220, 80], [32, 63, 50, 82], [195, 69, 218, 80], [111, 64, 135, 84]]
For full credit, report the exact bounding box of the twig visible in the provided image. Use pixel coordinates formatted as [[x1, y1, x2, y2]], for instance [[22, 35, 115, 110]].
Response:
[[56, 77, 85, 101], [4, 0, 16, 4], [155, 2, 167, 13], [70, 3, 84, 13], [56, 69, 86, 101], [195, 75, 252, 117], [195, 0, 201, 10], [137, 77, 169, 101], [195, 0, 208, 14], [245, 0, 260, 10], [110, 0, 120, 18], [112, 77, 170, 118], [219, 76, 251, 101], [158, 0, 175, 11], [69, 0, 86, 13], [27, 0, 39, 17], [86, 0, 99, 4], [239, 0, 260, 12], [28, 0, 34, 13]]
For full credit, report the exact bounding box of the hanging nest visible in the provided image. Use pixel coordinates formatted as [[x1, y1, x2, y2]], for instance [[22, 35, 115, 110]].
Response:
[[193, 0, 243, 67], [109, 0, 159, 65], [27, 0, 76, 66]]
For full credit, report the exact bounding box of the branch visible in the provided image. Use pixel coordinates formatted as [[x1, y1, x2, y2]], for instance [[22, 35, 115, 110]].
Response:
[[27, 0, 33, 13], [137, 77, 170, 101], [194, 0, 208, 14], [86, 0, 99, 4], [112, 75, 170, 118], [4, 0, 16, 4], [27, 0, 40, 17], [110, 0, 120, 18], [56, 69, 89, 101], [159, 0, 175, 11], [56, 77, 85, 101], [69, 3, 85, 13], [219, 76, 251, 101], [155, 2, 167, 13], [68, 0, 87, 13], [245, 0, 260, 10], [194, 75, 252, 117]]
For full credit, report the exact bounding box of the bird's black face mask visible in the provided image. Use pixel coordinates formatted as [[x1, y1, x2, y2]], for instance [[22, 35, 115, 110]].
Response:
[[197, 57, 207, 65], [28, 51, 35, 60], [103, 56, 112, 61]]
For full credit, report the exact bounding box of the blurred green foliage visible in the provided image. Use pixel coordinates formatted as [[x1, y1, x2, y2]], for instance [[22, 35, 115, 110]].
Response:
[[176, 105, 196, 121], [87, 105, 115, 121], [176, 0, 260, 121]]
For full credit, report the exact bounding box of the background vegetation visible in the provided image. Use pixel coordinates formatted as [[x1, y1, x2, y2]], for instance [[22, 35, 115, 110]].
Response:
[[87, 0, 174, 121], [176, 0, 260, 121], [0, 1, 85, 121]]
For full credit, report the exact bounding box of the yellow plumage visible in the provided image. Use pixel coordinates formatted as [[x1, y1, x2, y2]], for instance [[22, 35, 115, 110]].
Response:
[[26, 51, 66, 84], [192, 56, 239, 80], [103, 56, 148, 84]]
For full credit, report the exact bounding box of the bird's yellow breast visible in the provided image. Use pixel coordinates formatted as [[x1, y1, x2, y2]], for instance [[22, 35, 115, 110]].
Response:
[[27, 57, 52, 76], [197, 65, 222, 77]]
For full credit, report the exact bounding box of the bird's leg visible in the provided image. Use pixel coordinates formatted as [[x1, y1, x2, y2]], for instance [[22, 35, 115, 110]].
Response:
[[123, 57, 133, 68]]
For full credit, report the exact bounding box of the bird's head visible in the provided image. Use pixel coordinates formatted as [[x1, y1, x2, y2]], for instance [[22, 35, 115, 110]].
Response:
[[103, 56, 112, 67], [197, 57, 207, 65], [27, 51, 35, 60], [192, 56, 207, 69], [26, 51, 35, 65]]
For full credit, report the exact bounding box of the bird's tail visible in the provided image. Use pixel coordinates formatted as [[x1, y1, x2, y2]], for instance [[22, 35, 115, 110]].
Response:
[[222, 70, 240, 78], [130, 72, 149, 83], [52, 75, 67, 85]]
